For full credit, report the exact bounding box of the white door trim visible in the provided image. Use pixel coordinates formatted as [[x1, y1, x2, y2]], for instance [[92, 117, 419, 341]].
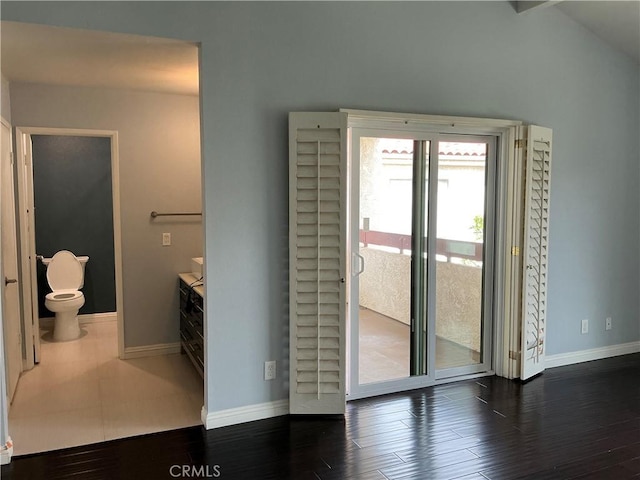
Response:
[[0, 115, 14, 465], [14, 127, 125, 362]]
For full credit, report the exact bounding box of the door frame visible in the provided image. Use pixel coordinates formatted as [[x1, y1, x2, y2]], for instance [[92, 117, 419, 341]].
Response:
[[15, 127, 124, 365], [343, 109, 522, 400]]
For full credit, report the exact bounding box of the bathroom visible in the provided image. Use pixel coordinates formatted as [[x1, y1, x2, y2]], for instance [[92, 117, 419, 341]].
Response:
[[33, 135, 116, 342], [2, 22, 204, 454]]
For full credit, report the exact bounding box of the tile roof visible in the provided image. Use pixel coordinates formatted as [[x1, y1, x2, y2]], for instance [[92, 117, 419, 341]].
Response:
[[379, 139, 486, 158]]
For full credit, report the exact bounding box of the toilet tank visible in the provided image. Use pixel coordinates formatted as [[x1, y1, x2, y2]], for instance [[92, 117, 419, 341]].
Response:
[[77, 256, 89, 288]]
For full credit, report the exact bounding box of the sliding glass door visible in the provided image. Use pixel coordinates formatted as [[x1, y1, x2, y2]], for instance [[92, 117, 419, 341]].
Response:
[[348, 130, 495, 399], [433, 135, 495, 379], [351, 135, 430, 387]]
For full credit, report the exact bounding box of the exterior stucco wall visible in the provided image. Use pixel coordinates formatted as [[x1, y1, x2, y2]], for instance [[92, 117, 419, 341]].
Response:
[[360, 248, 482, 352]]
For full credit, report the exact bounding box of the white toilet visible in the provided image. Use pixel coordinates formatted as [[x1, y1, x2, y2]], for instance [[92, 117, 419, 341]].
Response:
[[42, 250, 89, 342]]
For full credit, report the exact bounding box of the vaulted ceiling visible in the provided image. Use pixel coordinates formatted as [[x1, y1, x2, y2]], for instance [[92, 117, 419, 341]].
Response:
[[515, 1, 639, 63]]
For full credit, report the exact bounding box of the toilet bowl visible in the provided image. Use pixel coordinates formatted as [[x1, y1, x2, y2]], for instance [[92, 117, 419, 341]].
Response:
[[42, 250, 88, 342]]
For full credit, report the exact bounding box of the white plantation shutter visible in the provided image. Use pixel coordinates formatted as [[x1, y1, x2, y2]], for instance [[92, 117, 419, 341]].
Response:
[[520, 126, 552, 381], [289, 112, 347, 414]]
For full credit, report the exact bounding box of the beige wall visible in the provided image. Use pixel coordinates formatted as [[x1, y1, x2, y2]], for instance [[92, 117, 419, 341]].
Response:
[[1, 76, 11, 123], [435, 262, 482, 352], [10, 83, 202, 348], [359, 248, 411, 324], [359, 247, 482, 352]]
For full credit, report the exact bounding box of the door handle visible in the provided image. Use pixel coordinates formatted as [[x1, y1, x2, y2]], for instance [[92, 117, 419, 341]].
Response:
[[353, 252, 365, 276], [5, 277, 17, 286]]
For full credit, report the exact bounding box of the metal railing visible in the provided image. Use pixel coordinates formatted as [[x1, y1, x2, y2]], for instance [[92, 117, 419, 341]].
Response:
[[359, 229, 483, 262]]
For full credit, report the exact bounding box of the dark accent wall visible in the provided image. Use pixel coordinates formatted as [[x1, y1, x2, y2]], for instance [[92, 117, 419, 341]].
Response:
[[32, 135, 115, 317]]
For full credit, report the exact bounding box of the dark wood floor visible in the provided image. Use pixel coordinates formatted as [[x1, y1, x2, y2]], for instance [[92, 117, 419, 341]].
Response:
[[2, 353, 639, 480]]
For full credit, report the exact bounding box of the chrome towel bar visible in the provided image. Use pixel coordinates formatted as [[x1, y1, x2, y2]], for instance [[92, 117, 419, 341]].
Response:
[[150, 211, 202, 218]]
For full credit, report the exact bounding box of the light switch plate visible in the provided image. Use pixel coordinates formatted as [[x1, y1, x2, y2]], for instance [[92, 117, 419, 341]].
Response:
[[162, 232, 171, 246]]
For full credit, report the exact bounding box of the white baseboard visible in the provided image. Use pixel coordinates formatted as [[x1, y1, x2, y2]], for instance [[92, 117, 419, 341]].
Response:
[[40, 312, 117, 328], [0, 437, 13, 466], [202, 399, 289, 430], [545, 341, 640, 369], [122, 342, 182, 360], [79, 312, 117, 324]]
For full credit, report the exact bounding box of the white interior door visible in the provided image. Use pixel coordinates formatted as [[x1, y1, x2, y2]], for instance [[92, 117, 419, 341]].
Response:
[[15, 130, 40, 366], [1, 120, 22, 402]]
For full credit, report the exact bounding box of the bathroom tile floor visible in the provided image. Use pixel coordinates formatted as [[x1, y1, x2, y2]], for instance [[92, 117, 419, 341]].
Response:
[[8, 321, 204, 456]]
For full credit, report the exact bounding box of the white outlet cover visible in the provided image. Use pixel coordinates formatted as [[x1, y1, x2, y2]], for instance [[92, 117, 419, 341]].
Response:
[[264, 361, 276, 380], [581, 319, 589, 334]]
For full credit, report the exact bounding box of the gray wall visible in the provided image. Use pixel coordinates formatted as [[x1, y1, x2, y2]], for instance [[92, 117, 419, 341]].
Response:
[[31, 135, 115, 317], [3, 2, 639, 416], [10, 84, 202, 347]]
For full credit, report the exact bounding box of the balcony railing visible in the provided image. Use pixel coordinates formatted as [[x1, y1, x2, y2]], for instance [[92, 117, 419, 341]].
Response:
[[359, 229, 483, 262]]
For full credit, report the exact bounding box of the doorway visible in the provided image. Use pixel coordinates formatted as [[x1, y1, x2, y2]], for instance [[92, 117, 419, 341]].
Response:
[[15, 128, 123, 366], [348, 129, 496, 399], [9, 119, 204, 457], [1, 22, 206, 457], [10, 121, 204, 454]]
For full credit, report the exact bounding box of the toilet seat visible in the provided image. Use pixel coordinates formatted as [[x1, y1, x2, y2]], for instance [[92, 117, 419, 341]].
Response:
[[45, 290, 83, 302]]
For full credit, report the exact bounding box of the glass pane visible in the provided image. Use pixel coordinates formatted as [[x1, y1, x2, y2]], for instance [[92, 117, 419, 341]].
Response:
[[358, 138, 413, 384], [435, 141, 488, 370]]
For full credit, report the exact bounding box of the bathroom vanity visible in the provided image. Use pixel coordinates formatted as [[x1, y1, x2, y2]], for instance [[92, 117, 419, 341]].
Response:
[[178, 273, 204, 377]]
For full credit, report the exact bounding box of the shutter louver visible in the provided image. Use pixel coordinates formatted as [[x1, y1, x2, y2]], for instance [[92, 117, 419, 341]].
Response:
[[289, 112, 347, 414], [520, 126, 552, 381]]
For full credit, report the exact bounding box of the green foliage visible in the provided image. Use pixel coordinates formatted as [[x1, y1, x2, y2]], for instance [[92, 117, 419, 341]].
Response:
[[471, 215, 484, 241]]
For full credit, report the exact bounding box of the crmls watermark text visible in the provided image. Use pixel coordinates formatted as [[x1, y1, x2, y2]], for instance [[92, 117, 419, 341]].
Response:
[[169, 465, 222, 478]]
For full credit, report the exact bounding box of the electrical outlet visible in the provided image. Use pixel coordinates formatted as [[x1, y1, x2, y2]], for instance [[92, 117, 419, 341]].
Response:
[[264, 360, 276, 380], [162, 232, 171, 246], [605, 317, 612, 331], [581, 318, 589, 334]]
